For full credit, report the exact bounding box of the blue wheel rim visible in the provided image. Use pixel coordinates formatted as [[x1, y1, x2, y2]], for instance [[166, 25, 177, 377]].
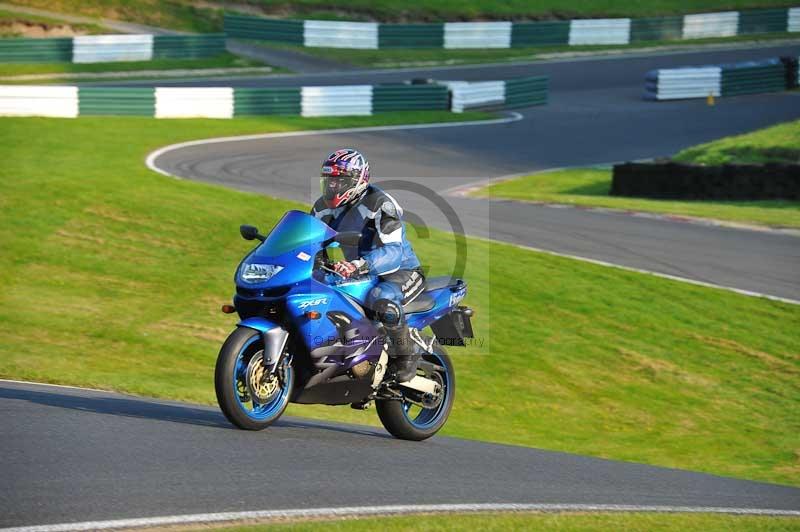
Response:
[[233, 335, 292, 421], [402, 352, 450, 429]]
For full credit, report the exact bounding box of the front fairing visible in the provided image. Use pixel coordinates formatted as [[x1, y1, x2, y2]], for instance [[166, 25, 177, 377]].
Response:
[[235, 210, 336, 289]]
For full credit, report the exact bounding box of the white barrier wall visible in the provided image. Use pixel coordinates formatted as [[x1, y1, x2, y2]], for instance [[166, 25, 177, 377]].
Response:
[[444, 22, 512, 49], [652, 67, 722, 100], [72, 34, 154, 63], [301, 85, 372, 117], [789, 8, 800, 32], [0, 86, 78, 117], [568, 19, 631, 45], [155, 88, 234, 118], [446, 81, 506, 112], [682, 12, 739, 39], [303, 20, 379, 49]]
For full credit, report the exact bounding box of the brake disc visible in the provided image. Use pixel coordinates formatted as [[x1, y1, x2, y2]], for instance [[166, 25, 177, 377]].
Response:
[[246, 351, 279, 403]]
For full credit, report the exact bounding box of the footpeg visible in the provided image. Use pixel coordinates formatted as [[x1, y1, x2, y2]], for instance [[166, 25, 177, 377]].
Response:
[[350, 400, 371, 410]]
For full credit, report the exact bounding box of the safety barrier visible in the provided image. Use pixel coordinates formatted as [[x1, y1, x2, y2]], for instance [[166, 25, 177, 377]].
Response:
[[0, 76, 548, 117], [0, 85, 78, 117], [0, 34, 226, 63], [612, 161, 800, 200], [0, 38, 72, 63], [447, 76, 548, 112], [644, 57, 797, 100], [224, 6, 800, 49]]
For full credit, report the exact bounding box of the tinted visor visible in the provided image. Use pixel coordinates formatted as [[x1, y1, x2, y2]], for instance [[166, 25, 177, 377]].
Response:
[[320, 161, 358, 202]]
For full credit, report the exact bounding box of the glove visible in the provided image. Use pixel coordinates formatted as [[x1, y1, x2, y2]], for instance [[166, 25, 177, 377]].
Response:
[[333, 259, 367, 279]]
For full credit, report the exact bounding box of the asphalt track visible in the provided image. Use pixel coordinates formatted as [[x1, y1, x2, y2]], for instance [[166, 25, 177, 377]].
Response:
[[1, 380, 799, 530], [150, 44, 800, 301], [5, 45, 800, 530]]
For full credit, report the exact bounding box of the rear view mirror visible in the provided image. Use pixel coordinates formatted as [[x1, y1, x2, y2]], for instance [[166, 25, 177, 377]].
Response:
[[240, 224, 265, 242]]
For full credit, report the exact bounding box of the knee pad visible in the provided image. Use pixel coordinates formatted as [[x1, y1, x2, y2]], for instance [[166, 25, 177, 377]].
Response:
[[372, 298, 402, 326]]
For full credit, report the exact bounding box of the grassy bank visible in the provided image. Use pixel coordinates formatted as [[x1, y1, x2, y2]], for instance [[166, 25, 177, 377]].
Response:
[[5, 0, 221, 33], [0, 7, 106, 37], [0, 53, 269, 78], [7, 0, 797, 27], [1, 115, 798, 486], [200, 512, 800, 531], [477, 120, 800, 228]]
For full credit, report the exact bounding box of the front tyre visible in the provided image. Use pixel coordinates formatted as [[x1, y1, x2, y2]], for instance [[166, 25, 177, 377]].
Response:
[[376, 345, 455, 441], [215, 327, 293, 430]]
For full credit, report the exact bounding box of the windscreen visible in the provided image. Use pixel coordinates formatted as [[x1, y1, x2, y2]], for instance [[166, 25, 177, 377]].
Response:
[[252, 210, 336, 258]]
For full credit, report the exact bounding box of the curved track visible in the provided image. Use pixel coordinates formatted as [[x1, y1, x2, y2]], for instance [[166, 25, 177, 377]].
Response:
[[4, 45, 800, 531], [151, 44, 800, 301], [1, 380, 799, 530]]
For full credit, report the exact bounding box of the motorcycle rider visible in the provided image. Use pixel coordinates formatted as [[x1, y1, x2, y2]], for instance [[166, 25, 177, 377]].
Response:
[[310, 148, 424, 382]]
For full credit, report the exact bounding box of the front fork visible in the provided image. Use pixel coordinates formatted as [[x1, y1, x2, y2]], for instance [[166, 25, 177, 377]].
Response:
[[237, 317, 289, 375]]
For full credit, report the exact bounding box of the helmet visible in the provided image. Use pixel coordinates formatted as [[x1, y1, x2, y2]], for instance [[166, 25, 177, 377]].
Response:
[[320, 148, 370, 208]]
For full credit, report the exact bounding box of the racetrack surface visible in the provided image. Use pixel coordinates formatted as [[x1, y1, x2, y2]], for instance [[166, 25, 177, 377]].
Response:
[[150, 44, 800, 301], [2, 380, 799, 529]]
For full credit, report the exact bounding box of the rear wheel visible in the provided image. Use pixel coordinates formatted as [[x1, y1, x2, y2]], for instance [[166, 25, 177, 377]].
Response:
[[376, 344, 455, 441], [215, 327, 293, 430]]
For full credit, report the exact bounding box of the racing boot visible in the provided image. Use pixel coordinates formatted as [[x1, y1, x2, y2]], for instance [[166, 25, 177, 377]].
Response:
[[386, 322, 419, 383]]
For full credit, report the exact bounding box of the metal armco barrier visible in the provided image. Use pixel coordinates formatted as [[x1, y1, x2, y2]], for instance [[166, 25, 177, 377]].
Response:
[[224, 6, 800, 49], [79, 87, 154, 116], [372, 84, 449, 112], [0, 38, 72, 63], [301, 85, 372, 117], [304, 20, 378, 49], [0, 76, 548, 117], [0, 85, 78, 117], [73, 35, 154, 63], [152, 34, 226, 59], [0, 34, 225, 63], [447, 76, 548, 112], [233, 88, 302, 116], [644, 57, 794, 100]]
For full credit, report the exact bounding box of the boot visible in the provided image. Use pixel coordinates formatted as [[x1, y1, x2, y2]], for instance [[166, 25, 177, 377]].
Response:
[[386, 322, 420, 382]]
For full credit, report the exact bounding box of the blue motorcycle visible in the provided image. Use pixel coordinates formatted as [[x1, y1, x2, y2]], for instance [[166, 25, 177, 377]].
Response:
[[214, 210, 474, 440]]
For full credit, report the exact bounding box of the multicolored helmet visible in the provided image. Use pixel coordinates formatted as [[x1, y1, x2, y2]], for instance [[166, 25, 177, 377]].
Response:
[[320, 148, 370, 208]]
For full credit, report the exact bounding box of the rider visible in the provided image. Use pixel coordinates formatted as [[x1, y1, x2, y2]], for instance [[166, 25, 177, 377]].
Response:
[[311, 148, 424, 382]]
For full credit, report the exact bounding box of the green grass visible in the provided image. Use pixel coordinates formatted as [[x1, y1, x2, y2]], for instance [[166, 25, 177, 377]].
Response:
[[7, 0, 798, 30], [256, 33, 799, 69], [6, 0, 222, 33], [0, 7, 106, 37], [198, 512, 800, 531], [1, 114, 798, 487], [477, 120, 800, 228], [0, 52, 268, 78], [674, 119, 800, 165], [234, 0, 800, 21]]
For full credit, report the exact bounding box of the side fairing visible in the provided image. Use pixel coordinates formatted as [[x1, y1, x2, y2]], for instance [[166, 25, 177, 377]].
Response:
[[287, 279, 382, 376]]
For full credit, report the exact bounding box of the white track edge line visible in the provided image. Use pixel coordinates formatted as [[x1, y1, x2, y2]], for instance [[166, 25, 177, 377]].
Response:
[[0, 378, 117, 394], [144, 112, 523, 177], [3, 503, 799, 531], [474, 235, 800, 305], [443, 163, 800, 237]]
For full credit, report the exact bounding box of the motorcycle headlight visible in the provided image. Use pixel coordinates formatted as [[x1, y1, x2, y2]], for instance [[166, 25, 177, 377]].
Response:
[[240, 263, 283, 284]]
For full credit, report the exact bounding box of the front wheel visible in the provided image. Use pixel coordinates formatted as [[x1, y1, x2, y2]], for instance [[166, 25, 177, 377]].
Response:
[[376, 344, 455, 441], [215, 327, 293, 430]]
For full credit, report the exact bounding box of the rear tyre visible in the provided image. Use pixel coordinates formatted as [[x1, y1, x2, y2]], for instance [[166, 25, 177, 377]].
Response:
[[215, 327, 293, 431], [376, 344, 455, 441]]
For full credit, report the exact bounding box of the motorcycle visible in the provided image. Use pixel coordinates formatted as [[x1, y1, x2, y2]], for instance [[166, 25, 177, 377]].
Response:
[[214, 210, 474, 440]]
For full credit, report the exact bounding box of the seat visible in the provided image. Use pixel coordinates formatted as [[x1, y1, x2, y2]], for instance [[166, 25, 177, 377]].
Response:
[[423, 276, 458, 293], [403, 294, 435, 314]]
